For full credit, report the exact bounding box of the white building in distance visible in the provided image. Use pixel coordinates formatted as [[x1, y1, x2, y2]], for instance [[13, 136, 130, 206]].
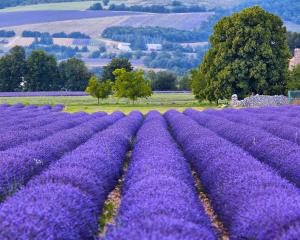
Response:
[[147, 43, 162, 51], [117, 42, 131, 52], [289, 48, 300, 70]]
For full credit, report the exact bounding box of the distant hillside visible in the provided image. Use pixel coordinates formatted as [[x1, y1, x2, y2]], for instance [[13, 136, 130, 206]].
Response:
[[0, 0, 242, 10], [236, 0, 300, 24]]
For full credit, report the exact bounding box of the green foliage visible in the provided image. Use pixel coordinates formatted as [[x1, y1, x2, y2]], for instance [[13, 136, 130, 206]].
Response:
[[102, 0, 109, 6], [236, 0, 300, 25], [98, 201, 115, 233], [194, 6, 290, 102], [108, 3, 206, 13], [149, 71, 177, 91], [191, 68, 207, 101], [288, 65, 300, 91], [88, 2, 102, 10], [102, 26, 209, 45], [143, 50, 204, 76], [58, 58, 91, 91], [0, 30, 15, 37], [25, 50, 59, 91], [113, 69, 152, 102], [179, 74, 192, 91], [0, 46, 26, 91], [102, 58, 133, 82], [288, 32, 300, 53], [85, 76, 112, 104]]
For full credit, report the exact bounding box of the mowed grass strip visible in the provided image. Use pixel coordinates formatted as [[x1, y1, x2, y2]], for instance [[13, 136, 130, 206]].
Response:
[[0, 93, 218, 114]]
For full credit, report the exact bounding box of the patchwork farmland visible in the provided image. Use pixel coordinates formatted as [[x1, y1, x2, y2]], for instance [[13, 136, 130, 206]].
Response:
[[0, 10, 143, 28], [1, 104, 300, 239], [0, 11, 214, 36]]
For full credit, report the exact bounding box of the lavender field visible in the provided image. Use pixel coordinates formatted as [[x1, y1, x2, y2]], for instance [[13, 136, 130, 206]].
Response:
[[1, 104, 300, 239], [0, 10, 141, 28]]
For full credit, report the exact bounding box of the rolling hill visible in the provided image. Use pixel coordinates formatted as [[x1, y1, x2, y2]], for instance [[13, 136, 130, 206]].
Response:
[[0, 0, 299, 75]]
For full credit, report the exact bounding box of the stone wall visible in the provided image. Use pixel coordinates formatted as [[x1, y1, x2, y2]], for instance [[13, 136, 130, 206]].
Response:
[[230, 94, 289, 107]]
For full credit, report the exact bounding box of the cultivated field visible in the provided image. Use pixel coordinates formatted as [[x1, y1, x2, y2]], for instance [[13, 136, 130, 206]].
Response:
[[0, 11, 213, 38], [0, 104, 299, 239], [0, 0, 242, 12], [0, 93, 215, 114], [0, 10, 142, 28]]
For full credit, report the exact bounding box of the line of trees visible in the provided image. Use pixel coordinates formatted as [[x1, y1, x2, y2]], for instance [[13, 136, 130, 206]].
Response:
[[86, 58, 152, 103], [22, 31, 90, 39], [108, 3, 207, 13], [102, 26, 209, 45], [0, 46, 91, 91]]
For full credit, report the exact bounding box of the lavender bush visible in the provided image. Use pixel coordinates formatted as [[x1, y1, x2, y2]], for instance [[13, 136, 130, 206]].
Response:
[[165, 110, 300, 239], [0, 91, 88, 97], [0, 111, 143, 239], [0, 111, 124, 201], [205, 108, 300, 144], [184, 109, 300, 189], [105, 111, 216, 240]]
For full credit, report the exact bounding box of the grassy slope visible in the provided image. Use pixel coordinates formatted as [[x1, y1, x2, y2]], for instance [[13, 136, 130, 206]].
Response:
[[0, 93, 218, 114]]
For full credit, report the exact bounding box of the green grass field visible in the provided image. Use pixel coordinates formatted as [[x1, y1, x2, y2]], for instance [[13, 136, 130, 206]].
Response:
[[0, 93, 219, 114]]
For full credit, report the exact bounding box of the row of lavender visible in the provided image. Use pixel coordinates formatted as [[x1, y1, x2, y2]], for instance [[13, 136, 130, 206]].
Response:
[[0, 92, 88, 97], [1, 105, 300, 239], [106, 105, 300, 239]]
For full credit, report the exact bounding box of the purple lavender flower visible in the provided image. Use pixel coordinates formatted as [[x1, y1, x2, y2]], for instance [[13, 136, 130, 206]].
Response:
[[165, 110, 300, 239], [0, 111, 124, 200], [105, 111, 216, 240], [0, 111, 143, 239], [184, 108, 300, 187]]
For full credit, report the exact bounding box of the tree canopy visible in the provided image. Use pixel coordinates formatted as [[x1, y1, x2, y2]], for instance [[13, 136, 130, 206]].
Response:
[[0, 46, 26, 91], [85, 76, 112, 104], [102, 58, 133, 82], [193, 6, 290, 102], [58, 58, 91, 91], [25, 50, 59, 91], [149, 71, 177, 91], [113, 69, 152, 101]]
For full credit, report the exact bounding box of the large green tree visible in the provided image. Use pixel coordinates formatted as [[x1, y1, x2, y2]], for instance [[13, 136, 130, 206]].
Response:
[[113, 68, 152, 102], [0, 46, 27, 91], [193, 6, 290, 102], [102, 58, 133, 82], [58, 58, 91, 91], [25, 50, 59, 91]]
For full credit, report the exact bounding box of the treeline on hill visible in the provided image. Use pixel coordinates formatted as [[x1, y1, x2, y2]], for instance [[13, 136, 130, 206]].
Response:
[[236, 0, 300, 25], [0, 30, 16, 38], [108, 3, 207, 13], [22, 31, 90, 39], [102, 26, 209, 44], [0, 46, 90, 92], [0, 48, 189, 94]]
